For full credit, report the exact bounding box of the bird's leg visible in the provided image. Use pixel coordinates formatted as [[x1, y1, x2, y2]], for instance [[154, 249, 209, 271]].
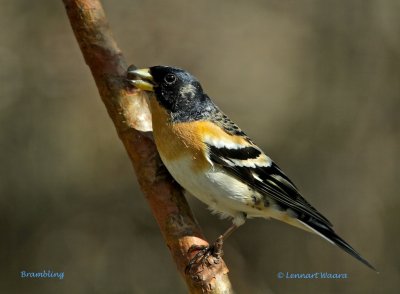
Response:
[[220, 222, 240, 240], [188, 223, 238, 257], [185, 222, 241, 274]]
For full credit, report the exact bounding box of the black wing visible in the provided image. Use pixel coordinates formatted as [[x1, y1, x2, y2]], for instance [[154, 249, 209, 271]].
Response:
[[207, 143, 333, 227]]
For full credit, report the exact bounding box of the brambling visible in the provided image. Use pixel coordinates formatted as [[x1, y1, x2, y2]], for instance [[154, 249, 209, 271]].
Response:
[[127, 65, 376, 272]]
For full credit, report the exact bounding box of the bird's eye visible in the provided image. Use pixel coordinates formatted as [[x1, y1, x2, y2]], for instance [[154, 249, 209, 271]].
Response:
[[164, 73, 177, 85]]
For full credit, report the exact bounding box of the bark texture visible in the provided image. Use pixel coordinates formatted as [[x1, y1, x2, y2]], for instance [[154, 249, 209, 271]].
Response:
[[62, 0, 233, 292]]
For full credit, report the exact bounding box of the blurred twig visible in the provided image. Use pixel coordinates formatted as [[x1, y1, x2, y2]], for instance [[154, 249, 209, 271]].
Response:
[[62, 0, 233, 292]]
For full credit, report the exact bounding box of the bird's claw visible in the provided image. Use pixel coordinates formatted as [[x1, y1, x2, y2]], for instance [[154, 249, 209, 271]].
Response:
[[185, 236, 224, 275]]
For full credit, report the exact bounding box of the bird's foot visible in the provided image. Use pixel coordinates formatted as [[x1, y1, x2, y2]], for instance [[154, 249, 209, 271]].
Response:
[[185, 235, 224, 275]]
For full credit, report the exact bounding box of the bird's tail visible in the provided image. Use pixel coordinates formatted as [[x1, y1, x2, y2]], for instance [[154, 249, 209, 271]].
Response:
[[297, 217, 378, 272]]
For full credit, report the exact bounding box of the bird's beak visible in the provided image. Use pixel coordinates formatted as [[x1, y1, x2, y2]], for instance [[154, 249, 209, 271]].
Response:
[[127, 67, 155, 92]]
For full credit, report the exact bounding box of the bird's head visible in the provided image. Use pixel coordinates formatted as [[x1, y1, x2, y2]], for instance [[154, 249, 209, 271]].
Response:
[[128, 65, 213, 122]]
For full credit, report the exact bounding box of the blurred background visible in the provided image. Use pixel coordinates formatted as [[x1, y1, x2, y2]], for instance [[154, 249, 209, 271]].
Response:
[[0, 0, 399, 293]]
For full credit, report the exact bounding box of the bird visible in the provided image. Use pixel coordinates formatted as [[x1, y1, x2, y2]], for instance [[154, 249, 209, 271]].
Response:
[[127, 65, 377, 272]]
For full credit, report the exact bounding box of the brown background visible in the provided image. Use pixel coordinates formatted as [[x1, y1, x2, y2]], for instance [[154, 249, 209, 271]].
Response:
[[0, 0, 399, 293]]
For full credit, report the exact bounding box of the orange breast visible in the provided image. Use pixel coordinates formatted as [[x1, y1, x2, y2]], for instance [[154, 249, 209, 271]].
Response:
[[149, 99, 209, 171], [149, 98, 250, 172]]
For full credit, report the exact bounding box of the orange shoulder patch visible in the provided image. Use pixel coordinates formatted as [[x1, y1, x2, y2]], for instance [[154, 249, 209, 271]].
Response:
[[149, 99, 250, 172]]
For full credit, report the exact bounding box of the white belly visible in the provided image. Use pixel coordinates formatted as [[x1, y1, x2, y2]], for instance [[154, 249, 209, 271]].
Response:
[[160, 154, 260, 219], [160, 154, 314, 233]]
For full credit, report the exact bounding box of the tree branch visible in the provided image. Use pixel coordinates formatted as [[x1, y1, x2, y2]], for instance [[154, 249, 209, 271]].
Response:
[[62, 0, 233, 292]]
